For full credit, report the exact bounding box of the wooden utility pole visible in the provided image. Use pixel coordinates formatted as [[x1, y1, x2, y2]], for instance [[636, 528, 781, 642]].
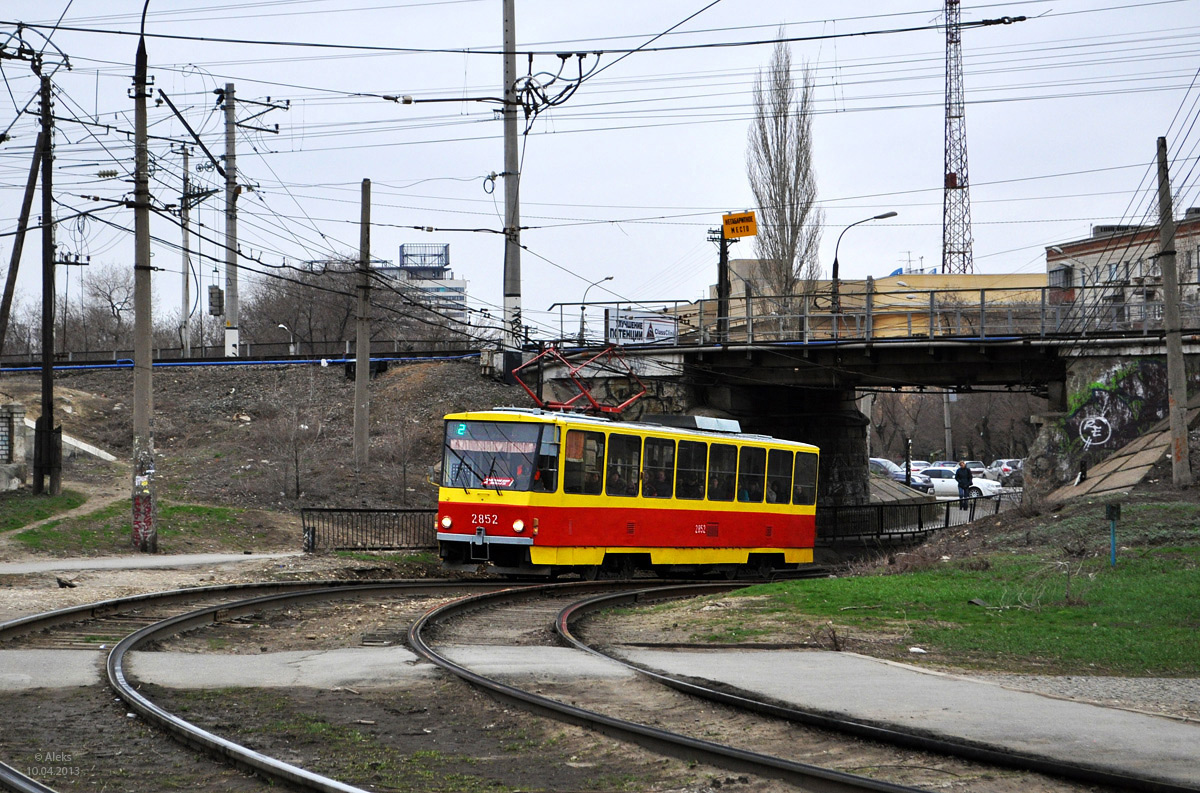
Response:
[[0, 132, 44, 356], [1156, 136, 1192, 487], [354, 178, 371, 474], [131, 33, 158, 551], [33, 75, 61, 496]]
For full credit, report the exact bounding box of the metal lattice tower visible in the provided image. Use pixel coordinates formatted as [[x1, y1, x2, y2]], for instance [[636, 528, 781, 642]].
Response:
[[942, 0, 974, 274]]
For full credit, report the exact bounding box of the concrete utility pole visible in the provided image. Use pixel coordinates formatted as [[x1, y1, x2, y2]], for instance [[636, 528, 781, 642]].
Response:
[[181, 146, 191, 358], [501, 0, 522, 375], [223, 83, 239, 357], [33, 75, 62, 496], [1156, 136, 1192, 487], [354, 178, 371, 474], [131, 34, 158, 550]]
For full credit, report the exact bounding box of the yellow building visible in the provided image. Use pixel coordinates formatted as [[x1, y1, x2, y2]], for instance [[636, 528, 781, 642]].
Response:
[[682, 262, 1049, 342]]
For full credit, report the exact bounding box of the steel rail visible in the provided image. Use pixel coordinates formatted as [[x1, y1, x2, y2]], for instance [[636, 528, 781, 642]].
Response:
[[554, 588, 1200, 793], [408, 581, 924, 793], [0, 579, 513, 793], [104, 581, 522, 793], [0, 578, 412, 643], [0, 761, 55, 793]]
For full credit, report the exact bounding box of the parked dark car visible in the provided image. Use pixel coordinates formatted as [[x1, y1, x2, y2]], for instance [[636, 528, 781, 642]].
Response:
[[869, 457, 933, 493]]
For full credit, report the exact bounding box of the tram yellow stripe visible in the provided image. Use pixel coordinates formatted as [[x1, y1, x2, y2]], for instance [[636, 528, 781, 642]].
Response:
[[528, 547, 812, 566]]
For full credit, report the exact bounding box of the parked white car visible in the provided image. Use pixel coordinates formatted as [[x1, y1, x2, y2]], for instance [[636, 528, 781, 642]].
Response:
[[917, 466, 1002, 500]]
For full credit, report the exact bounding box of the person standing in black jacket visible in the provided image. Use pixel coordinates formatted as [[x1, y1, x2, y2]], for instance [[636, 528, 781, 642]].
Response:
[[954, 460, 973, 509]]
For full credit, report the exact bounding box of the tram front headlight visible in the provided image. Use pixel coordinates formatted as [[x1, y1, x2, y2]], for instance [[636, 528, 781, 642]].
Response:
[[512, 519, 525, 533], [440, 515, 452, 529]]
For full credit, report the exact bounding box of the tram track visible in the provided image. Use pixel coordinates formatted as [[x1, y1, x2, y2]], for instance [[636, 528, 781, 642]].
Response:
[[0, 577, 1181, 793], [0, 579, 512, 793], [412, 582, 1134, 793], [555, 588, 1200, 793]]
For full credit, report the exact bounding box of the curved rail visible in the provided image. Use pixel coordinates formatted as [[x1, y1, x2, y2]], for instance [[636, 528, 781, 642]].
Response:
[[407, 580, 924, 793], [105, 581, 519, 793], [0, 578, 409, 642], [0, 580, 511, 793], [554, 588, 1200, 793], [0, 761, 55, 793]]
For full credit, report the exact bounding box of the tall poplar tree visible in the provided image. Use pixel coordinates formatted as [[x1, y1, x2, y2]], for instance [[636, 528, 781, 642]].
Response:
[[746, 37, 823, 314]]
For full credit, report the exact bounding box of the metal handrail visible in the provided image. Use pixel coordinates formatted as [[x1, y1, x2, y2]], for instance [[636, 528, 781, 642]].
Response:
[[561, 281, 1200, 346]]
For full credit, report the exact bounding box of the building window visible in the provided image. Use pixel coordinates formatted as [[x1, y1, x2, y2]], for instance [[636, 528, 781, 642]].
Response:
[[1049, 267, 1072, 289]]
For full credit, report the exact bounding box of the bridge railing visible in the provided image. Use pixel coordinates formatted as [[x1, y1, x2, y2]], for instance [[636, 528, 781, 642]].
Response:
[[817, 491, 1020, 547], [0, 337, 477, 366], [564, 282, 1200, 346]]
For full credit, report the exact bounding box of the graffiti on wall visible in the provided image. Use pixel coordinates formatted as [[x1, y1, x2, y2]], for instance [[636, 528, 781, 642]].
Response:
[[1078, 416, 1112, 449], [1063, 359, 1168, 455]]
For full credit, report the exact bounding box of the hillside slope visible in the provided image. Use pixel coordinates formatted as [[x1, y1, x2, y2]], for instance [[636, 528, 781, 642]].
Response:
[[1, 360, 528, 509]]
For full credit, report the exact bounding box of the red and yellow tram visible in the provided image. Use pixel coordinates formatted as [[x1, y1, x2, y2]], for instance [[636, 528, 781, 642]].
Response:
[[436, 408, 819, 577]]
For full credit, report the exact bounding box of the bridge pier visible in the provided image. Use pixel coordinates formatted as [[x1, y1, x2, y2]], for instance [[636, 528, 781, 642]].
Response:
[[716, 386, 871, 508]]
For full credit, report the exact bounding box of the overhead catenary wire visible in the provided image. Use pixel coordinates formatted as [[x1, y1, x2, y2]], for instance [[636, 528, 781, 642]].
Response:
[[4, 2, 1199, 344]]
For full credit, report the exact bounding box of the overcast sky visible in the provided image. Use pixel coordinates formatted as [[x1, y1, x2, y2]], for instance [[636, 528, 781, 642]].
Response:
[[1, 0, 1198, 343]]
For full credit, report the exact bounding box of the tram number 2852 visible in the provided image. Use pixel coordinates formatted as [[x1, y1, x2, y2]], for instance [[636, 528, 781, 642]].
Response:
[[472, 513, 499, 526]]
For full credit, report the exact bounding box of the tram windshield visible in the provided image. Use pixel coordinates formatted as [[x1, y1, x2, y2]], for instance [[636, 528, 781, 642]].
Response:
[[442, 420, 558, 492]]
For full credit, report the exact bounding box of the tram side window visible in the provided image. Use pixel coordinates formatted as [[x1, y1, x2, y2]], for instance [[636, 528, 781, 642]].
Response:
[[793, 452, 818, 505], [766, 449, 793, 504], [675, 440, 707, 500], [737, 447, 766, 502], [708, 444, 737, 501], [533, 426, 559, 492], [642, 437, 675, 498], [606, 434, 642, 497], [563, 430, 605, 495]]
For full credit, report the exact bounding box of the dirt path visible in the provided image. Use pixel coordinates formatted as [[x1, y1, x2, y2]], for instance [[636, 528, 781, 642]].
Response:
[[0, 463, 129, 561]]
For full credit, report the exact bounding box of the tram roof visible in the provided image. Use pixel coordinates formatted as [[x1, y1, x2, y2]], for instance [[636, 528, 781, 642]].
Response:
[[442, 407, 818, 450]]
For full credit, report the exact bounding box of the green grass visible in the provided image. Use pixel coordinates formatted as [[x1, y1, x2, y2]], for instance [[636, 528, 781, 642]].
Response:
[[994, 499, 1200, 550], [11, 501, 247, 555], [0, 489, 87, 532], [737, 547, 1200, 676]]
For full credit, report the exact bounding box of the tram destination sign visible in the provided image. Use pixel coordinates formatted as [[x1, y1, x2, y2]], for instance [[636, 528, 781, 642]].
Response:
[[605, 309, 679, 345], [722, 211, 757, 239]]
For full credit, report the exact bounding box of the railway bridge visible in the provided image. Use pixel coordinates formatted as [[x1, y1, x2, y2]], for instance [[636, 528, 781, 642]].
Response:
[[535, 283, 1200, 504]]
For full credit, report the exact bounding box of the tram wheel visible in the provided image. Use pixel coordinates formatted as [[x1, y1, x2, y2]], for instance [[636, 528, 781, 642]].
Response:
[[581, 566, 601, 581]]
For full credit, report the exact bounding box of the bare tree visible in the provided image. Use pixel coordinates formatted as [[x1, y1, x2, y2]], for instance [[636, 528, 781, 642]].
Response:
[[241, 257, 479, 354], [746, 35, 824, 319], [258, 369, 324, 500], [83, 262, 136, 348]]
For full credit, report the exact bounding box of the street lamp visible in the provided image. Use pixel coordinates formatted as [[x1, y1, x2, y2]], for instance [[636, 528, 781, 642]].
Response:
[[278, 323, 296, 356], [578, 275, 613, 344], [831, 211, 897, 317]]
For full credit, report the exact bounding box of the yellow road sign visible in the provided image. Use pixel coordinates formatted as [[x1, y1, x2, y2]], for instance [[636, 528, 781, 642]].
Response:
[[723, 211, 757, 239]]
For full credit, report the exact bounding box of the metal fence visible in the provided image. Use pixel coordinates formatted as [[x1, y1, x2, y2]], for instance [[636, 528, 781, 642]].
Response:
[[817, 492, 1020, 547], [0, 338, 476, 367], [300, 494, 1019, 554], [301, 507, 438, 552], [559, 282, 1200, 346]]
